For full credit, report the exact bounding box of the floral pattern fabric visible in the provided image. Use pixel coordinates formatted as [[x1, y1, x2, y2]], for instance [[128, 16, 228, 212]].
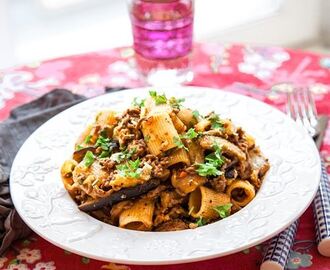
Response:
[[0, 43, 330, 270]]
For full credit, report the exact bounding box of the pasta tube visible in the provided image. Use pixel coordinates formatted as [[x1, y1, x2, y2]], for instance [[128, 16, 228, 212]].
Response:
[[186, 140, 204, 164], [61, 160, 78, 179], [194, 119, 211, 132], [75, 124, 93, 147], [119, 199, 155, 231], [141, 112, 179, 155], [171, 170, 206, 196], [226, 180, 256, 207], [72, 161, 109, 198], [189, 186, 231, 220], [177, 108, 197, 127], [60, 161, 83, 198], [170, 112, 187, 134], [95, 110, 117, 126], [110, 174, 145, 191], [141, 97, 172, 117], [222, 118, 236, 136], [167, 148, 191, 167], [110, 163, 152, 191], [61, 160, 79, 194], [244, 133, 255, 149], [110, 201, 134, 224]]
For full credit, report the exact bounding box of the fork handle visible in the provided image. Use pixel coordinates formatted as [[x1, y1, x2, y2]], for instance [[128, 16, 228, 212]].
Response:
[[313, 161, 330, 256], [260, 220, 299, 270]]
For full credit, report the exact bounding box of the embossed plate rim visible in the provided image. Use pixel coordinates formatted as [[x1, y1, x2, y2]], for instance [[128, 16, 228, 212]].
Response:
[[10, 86, 321, 265]]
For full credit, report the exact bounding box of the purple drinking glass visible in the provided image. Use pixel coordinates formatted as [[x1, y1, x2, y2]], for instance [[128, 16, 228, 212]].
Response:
[[128, 0, 194, 85]]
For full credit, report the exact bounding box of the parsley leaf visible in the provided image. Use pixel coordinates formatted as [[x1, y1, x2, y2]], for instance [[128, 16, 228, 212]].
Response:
[[205, 144, 224, 165], [132, 97, 145, 108], [180, 128, 201, 140], [95, 135, 116, 158], [116, 159, 142, 178], [111, 148, 136, 163], [169, 97, 185, 109], [192, 110, 200, 119], [83, 151, 95, 167], [84, 135, 92, 144], [149, 91, 167, 105], [195, 217, 205, 227], [76, 144, 84, 150], [174, 136, 188, 151], [196, 144, 224, 177], [196, 162, 221, 177], [213, 203, 233, 219], [207, 113, 224, 130], [95, 136, 113, 151], [99, 151, 110, 158]]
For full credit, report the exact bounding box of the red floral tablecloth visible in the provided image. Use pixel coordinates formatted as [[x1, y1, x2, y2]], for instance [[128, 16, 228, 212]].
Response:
[[1, 43, 330, 270]]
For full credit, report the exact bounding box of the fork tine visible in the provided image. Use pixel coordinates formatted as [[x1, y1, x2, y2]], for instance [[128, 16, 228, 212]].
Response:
[[305, 87, 318, 128], [288, 89, 304, 127], [288, 87, 317, 137], [286, 91, 294, 119], [298, 88, 315, 135]]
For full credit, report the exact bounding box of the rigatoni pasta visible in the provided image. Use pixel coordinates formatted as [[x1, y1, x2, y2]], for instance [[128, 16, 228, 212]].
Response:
[[61, 90, 270, 231], [171, 170, 206, 196], [167, 148, 191, 167], [119, 199, 155, 231], [141, 112, 179, 155], [189, 186, 231, 220], [226, 180, 256, 207]]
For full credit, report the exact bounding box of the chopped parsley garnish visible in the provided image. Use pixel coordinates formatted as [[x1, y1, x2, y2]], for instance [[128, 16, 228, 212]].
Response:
[[83, 151, 95, 167], [132, 97, 145, 108], [149, 91, 167, 105], [99, 151, 110, 158], [205, 144, 223, 163], [195, 162, 221, 177], [111, 148, 136, 163], [76, 144, 84, 150], [116, 159, 142, 178], [180, 128, 201, 140], [95, 135, 116, 158], [169, 97, 185, 109], [207, 113, 224, 130], [196, 144, 224, 177], [195, 217, 206, 227], [192, 110, 200, 119], [174, 136, 188, 151], [84, 135, 92, 144], [148, 90, 185, 109], [95, 136, 111, 150], [213, 203, 232, 219]]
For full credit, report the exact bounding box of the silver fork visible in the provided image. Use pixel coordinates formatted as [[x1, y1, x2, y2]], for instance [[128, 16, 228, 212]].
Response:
[[286, 87, 318, 137], [261, 87, 330, 270], [286, 87, 328, 149]]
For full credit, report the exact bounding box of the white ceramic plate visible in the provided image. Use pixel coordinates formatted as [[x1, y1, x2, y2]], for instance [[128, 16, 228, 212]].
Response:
[[10, 87, 321, 265]]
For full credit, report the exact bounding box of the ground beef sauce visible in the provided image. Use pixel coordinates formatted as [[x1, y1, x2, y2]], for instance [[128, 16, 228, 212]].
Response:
[[114, 108, 142, 146], [142, 154, 169, 179]]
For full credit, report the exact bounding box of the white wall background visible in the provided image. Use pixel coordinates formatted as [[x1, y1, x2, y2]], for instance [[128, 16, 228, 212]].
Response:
[[0, 0, 323, 69], [204, 0, 321, 46]]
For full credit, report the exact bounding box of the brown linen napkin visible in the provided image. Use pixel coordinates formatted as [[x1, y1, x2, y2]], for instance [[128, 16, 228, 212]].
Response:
[[0, 87, 127, 255]]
